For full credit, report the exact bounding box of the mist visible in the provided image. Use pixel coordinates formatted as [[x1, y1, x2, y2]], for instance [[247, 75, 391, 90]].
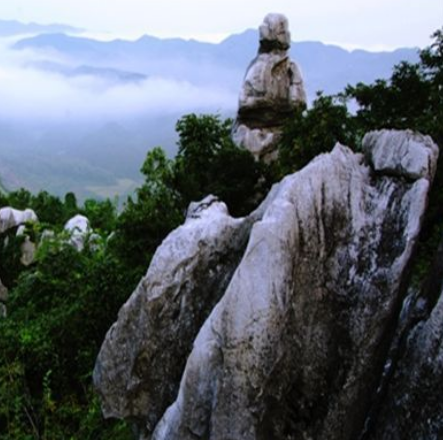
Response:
[[0, 37, 238, 122], [0, 34, 239, 200]]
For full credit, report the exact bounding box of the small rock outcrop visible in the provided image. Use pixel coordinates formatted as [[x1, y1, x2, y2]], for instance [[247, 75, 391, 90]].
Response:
[[16, 225, 36, 266], [0, 207, 38, 233], [0, 208, 38, 269], [64, 214, 91, 251], [94, 130, 440, 440], [232, 13, 306, 162]]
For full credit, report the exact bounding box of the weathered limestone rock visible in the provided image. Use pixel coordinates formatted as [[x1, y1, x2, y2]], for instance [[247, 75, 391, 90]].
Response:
[[64, 214, 91, 251], [232, 13, 306, 162], [0, 208, 38, 268], [369, 238, 443, 440], [94, 196, 255, 436], [95, 130, 439, 440], [363, 129, 439, 180], [20, 237, 36, 266], [16, 225, 36, 266], [0, 207, 38, 233]]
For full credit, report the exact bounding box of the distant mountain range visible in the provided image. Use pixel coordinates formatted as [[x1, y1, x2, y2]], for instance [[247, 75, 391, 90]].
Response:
[[13, 30, 419, 97], [0, 19, 82, 36], [0, 20, 420, 201], [28, 60, 148, 85]]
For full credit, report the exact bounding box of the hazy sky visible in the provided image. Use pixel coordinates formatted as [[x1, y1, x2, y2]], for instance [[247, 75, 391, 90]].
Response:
[[0, 0, 441, 49]]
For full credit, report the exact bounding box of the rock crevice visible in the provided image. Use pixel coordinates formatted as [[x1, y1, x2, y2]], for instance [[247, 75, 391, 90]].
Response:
[[94, 130, 441, 440]]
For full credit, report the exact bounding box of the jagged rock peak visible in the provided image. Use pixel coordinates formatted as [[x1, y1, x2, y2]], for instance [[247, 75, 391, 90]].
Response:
[[259, 13, 291, 52], [95, 130, 440, 440], [232, 13, 306, 163]]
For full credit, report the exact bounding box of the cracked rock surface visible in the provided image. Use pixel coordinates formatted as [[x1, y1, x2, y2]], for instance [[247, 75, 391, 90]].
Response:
[[232, 13, 306, 162], [94, 130, 440, 440]]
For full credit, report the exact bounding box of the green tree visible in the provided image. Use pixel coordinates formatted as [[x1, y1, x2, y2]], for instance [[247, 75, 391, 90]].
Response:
[[112, 147, 182, 282], [276, 96, 357, 177], [0, 190, 8, 208], [0, 234, 133, 439], [174, 113, 264, 216], [30, 191, 66, 226], [82, 198, 117, 235], [113, 115, 265, 279], [6, 189, 32, 210], [64, 192, 78, 219]]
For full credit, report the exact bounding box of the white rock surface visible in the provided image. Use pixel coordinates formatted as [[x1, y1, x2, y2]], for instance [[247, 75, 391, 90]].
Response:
[[259, 13, 291, 49], [363, 129, 439, 180], [95, 130, 439, 440], [64, 214, 91, 251], [232, 13, 306, 162], [20, 236, 36, 266], [0, 207, 38, 233], [94, 196, 255, 435]]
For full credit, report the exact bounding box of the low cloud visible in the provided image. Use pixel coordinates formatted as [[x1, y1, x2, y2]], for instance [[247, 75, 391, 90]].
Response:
[[0, 37, 238, 123]]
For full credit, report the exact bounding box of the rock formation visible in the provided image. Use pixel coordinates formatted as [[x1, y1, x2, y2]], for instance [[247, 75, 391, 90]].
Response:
[[16, 224, 36, 266], [0, 207, 38, 233], [94, 195, 256, 435], [64, 214, 91, 251], [94, 129, 441, 440], [0, 207, 38, 273], [368, 237, 443, 440], [232, 13, 306, 162]]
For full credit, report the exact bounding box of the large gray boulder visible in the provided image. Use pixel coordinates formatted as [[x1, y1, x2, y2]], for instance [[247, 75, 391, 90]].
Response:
[[95, 130, 439, 440], [232, 13, 306, 162]]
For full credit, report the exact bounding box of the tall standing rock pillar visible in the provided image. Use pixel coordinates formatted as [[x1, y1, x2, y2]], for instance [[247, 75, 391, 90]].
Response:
[[232, 13, 306, 162]]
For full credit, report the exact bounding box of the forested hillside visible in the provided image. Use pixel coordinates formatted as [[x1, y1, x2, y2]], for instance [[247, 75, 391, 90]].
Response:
[[0, 28, 441, 439]]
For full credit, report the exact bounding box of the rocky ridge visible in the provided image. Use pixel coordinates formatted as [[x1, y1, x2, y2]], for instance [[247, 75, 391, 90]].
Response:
[[94, 129, 441, 440]]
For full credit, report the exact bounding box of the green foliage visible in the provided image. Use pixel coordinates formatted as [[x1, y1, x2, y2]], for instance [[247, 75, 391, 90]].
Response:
[[275, 95, 357, 178], [0, 232, 133, 439], [344, 61, 433, 137], [0, 230, 27, 289], [344, 26, 442, 148], [111, 147, 182, 281], [0, 190, 8, 208], [174, 114, 264, 215], [30, 191, 66, 226], [6, 189, 32, 211], [63, 192, 78, 219], [82, 198, 117, 235], [113, 114, 265, 278]]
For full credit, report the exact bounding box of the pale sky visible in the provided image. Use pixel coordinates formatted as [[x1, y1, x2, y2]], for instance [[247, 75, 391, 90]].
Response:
[[0, 0, 442, 50]]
